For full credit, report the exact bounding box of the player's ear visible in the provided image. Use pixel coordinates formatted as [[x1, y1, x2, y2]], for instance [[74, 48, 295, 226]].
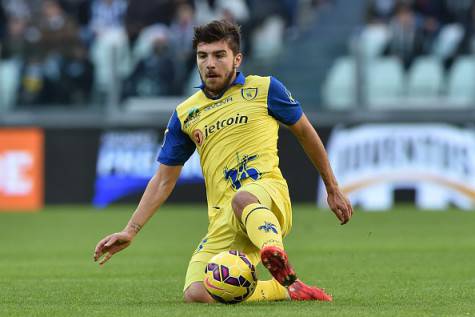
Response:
[[234, 52, 243, 69]]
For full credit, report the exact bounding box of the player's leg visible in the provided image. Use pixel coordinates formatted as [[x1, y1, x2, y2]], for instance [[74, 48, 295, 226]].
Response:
[[183, 209, 237, 303], [246, 278, 290, 301], [232, 184, 332, 301], [182, 261, 294, 303], [231, 190, 284, 250], [184, 281, 214, 303], [231, 188, 296, 286], [183, 260, 215, 303], [229, 234, 290, 302]]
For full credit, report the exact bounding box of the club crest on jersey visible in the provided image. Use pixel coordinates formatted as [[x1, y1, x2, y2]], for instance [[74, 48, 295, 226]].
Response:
[[184, 107, 201, 128], [241, 88, 258, 101]]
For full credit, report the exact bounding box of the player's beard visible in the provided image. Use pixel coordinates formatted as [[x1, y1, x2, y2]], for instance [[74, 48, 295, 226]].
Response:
[[202, 69, 236, 98]]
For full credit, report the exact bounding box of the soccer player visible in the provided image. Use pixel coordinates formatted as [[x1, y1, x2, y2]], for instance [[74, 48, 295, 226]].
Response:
[[94, 20, 353, 303]]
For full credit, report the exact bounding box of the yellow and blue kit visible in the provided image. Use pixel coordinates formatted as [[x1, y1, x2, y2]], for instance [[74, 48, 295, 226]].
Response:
[[157, 72, 303, 292]]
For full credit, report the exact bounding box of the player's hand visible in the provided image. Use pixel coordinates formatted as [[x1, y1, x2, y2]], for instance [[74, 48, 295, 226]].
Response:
[[93, 231, 134, 265], [327, 189, 353, 225]]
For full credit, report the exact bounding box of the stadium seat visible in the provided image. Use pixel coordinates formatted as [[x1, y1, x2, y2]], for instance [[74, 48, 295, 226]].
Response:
[[357, 24, 390, 59], [406, 57, 443, 105], [432, 24, 465, 60], [251, 16, 285, 60], [366, 57, 404, 108], [184, 66, 202, 97], [322, 56, 356, 109], [446, 56, 475, 107], [90, 29, 131, 94], [131, 24, 169, 69], [0, 59, 21, 111]]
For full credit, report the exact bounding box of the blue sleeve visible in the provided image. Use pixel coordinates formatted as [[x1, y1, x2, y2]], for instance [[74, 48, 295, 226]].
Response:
[[157, 111, 196, 165], [267, 76, 303, 125]]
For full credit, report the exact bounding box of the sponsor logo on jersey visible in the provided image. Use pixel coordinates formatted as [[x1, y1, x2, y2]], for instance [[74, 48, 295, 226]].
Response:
[[241, 88, 258, 101], [204, 96, 233, 112], [184, 107, 201, 128], [204, 114, 248, 139]]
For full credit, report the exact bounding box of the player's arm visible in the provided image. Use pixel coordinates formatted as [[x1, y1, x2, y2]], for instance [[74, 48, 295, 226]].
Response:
[[288, 114, 353, 225], [94, 110, 196, 265], [123, 164, 181, 234], [267, 76, 352, 224], [93, 164, 181, 265]]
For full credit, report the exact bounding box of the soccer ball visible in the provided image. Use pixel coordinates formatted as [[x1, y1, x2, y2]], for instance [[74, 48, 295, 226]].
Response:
[[204, 250, 258, 304]]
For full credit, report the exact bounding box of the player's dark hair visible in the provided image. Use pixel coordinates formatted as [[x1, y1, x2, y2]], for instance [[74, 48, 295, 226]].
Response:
[[192, 20, 241, 55]]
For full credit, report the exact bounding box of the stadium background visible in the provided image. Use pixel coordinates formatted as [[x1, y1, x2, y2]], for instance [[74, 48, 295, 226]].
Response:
[[2, 0, 474, 209], [0, 1, 474, 316]]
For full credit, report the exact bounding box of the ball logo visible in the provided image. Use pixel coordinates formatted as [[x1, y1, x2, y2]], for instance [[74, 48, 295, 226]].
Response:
[[192, 129, 204, 146]]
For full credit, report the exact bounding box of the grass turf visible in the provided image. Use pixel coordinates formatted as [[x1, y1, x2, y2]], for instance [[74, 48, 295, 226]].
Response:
[[0, 204, 474, 317]]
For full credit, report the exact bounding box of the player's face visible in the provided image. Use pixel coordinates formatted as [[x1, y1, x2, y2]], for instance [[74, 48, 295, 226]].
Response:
[[196, 40, 242, 95]]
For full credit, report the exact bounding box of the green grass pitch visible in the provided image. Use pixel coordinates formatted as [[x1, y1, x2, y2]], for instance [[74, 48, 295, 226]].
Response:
[[0, 204, 474, 317]]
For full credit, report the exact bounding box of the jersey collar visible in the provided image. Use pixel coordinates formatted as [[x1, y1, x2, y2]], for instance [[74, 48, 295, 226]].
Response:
[[195, 72, 246, 99]]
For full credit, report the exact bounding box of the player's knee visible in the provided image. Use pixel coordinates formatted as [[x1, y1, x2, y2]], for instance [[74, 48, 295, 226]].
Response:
[[231, 191, 259, 219], [183, 282, 213, 303]]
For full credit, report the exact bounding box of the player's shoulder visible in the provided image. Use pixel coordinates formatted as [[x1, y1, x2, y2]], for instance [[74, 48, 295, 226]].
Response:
[[174, 90, 205, 122], [244, 74, 289, 90], [244, 74, 271, 88]]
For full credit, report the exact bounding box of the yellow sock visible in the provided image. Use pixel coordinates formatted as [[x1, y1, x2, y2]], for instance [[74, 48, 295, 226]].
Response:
[[241, 203, 284, 250], [246, 279, 290, 301]]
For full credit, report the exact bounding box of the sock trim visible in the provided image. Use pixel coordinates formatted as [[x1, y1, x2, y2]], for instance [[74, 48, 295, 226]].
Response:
[[243, 206, 271, 226]]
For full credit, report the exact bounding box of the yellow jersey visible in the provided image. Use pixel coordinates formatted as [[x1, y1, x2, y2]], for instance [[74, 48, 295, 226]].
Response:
[[158, 72, 302, 211]]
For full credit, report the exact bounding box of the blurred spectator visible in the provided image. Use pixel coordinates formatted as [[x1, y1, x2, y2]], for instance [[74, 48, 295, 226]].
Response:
[[2, 0, 309, 104], [1, 0, 33, 20], [31, 0, 83, 58], [241, 0, 289, 56], [444, 0, 475, 58], [125, 0, 187, 44], [384, 2, 425, 69], [123, 32, 176, 97], [18, 47, 93, 105], [218, 0, 249, 24], [170, 2, 196, 91], [412, 0, 445, 23], [170, 3, 195, 57], [88, 0, 127, 36], [193, 0, 219, 24], [442, 0, 474, 26], [411, 0, 442, 53], [62, 45, 94, 103], [193, 0, 249, 26], [1, 16, 30, 59], [459, 3, 475, 53], [58, 0, 91, 26], [366, 0, 397, 23], [17, 58, 46, 104], [1, 4, 7, 45], [16, 0, 93, 105]]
